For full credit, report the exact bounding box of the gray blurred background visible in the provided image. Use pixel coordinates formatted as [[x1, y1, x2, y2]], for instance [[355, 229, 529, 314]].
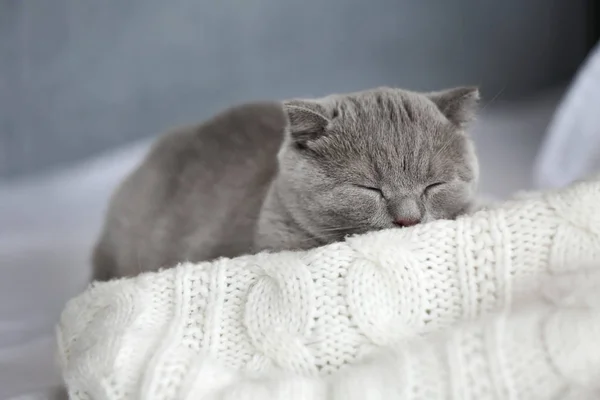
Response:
[[1, 1, 599, 397], [0, 0, 592, 179]]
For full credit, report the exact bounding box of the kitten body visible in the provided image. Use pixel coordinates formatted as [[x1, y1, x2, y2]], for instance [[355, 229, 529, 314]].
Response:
[[93, 87, 480, 280]]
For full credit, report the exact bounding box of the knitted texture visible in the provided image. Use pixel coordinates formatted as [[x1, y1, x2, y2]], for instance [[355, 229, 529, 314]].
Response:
[[57, 175, 600, 399]]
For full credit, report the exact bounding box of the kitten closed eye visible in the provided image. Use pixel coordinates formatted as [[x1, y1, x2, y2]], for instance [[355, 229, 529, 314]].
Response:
[[424, 182, 445, 193], [355, 185, 384, 197]]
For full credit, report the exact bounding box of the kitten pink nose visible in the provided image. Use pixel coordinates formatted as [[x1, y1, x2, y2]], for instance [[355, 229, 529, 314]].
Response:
[[394, 218, 420, 228]]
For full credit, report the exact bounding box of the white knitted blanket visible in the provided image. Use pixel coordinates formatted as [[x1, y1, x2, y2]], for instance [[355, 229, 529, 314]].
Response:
[[58, 175, 600, 400]]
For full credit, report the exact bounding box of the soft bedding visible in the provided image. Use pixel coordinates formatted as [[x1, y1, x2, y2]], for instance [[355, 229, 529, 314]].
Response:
[[57, 174, 600, 399]]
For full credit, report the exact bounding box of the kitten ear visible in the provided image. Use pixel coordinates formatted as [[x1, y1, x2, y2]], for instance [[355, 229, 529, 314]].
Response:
[[283, 100, 330, 147], [428, 86, 480, 127]]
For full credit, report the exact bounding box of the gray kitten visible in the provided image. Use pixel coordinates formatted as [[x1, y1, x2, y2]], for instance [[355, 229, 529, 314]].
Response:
[[92, 86, 480, 280]]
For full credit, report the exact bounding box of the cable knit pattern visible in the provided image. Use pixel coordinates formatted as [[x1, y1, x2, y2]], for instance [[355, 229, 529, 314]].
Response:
[[57, 175, 600, 399]]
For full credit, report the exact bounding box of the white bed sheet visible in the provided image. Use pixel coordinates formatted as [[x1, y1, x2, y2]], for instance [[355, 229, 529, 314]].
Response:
[[0, 142, 150, 399]]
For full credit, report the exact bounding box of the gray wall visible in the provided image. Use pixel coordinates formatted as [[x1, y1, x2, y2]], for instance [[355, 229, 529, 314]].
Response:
[[0, 0, 588, 179]]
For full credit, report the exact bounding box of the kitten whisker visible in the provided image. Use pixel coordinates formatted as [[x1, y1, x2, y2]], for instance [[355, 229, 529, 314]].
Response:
[[480, 85, 506, 112], [291, 229, 379, 245], [315, 224, 372, 233]]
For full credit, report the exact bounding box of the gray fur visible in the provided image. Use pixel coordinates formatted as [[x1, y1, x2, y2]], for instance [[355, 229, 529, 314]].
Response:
[[92, 86, 480, 280]]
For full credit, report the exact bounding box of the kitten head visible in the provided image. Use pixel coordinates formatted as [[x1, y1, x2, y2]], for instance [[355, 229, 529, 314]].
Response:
[[276, 86, 480, 243]]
